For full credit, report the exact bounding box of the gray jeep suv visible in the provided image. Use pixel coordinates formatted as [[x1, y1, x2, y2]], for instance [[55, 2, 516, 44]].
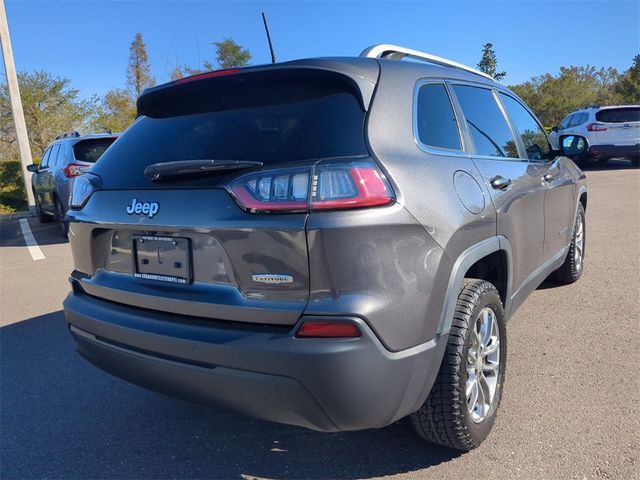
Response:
[[63, 45, 587, 450]]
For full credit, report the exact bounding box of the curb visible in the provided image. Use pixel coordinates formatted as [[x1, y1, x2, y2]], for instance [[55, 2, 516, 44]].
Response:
[[0, 209, 36, 221]]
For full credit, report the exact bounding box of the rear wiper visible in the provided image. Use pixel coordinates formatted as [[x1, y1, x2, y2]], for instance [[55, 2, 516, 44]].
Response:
[[144, 159, 263, 182]]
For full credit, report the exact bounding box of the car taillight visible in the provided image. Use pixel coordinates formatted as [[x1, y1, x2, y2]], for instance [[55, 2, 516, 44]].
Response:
[[174, 68, 241, 85], [587, 123, 607, 132], [296, 321, 361, 338], [63, 163, 86, 178], [228, 159, 394, 213], [69, 174, 101, 210]]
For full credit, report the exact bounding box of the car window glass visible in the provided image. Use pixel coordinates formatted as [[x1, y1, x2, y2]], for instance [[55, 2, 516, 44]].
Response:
[[499, 93, 550, 161], [595, 107, 640, 123], [416, 83, 462, 150], [55, 144, 67, 166], [452, 85, 518, 158], [569, 113, 585, 127], [40, 148, 51, 168], [558, 115, 573, 130], [48, 144, 60, 168]]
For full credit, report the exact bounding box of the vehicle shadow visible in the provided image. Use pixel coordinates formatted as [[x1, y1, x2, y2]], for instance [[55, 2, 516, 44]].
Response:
[[1, 312, 461, 480], [0, 218, 68, 247]]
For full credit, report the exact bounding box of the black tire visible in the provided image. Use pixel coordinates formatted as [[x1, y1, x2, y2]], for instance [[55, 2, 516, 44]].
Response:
[[551, 203, 585, 284], [55, 198, 69, 239], [34, 193, 52, 223], [411, 279, 507, 451]]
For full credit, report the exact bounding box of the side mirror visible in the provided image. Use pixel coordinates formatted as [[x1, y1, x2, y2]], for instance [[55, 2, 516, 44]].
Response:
[[26, 164, 39, 173], [560, 135, 588, 158], [551, 126, 559, 133]]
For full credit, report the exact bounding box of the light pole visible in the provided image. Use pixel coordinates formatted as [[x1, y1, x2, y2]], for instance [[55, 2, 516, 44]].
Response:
[[0, 0, 35, 208]]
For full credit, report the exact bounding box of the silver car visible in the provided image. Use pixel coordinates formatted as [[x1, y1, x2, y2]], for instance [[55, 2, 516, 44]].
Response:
[[63, 45, 587, 451], [27, 132, 118, 237]]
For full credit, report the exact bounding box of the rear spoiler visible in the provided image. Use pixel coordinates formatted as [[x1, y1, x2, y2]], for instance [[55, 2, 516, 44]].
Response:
[[137, 58, 380, 118]]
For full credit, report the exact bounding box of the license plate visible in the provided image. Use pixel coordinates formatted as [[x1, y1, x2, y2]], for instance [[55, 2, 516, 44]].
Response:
[[133, 235, 191, 284]]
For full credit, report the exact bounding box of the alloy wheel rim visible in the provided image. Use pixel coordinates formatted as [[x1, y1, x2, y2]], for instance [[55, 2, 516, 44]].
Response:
[[574, 215, 584, 272], [466, 307, 500, 423]]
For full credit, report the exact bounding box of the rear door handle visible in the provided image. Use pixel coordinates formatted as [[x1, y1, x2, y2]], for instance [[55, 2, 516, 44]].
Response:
[[543, 173, 555, 182], [490, 175, 512, 190]]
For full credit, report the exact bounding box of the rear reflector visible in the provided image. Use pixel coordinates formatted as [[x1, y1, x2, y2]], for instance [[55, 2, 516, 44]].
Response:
[[228, 159, 394, 213], [296, 321, 361, 338]]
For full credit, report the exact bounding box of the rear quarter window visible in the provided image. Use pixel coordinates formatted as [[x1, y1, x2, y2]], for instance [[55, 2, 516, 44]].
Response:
[[596, 107, 640, 123]]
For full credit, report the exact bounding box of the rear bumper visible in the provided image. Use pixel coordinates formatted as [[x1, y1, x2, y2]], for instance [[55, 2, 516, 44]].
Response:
[[63, 288, 446, 432], [588, 143, 639, 159]]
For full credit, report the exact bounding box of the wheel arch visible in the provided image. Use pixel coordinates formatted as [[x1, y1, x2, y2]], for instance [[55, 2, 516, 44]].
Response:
[[437, 236, 512, 335]]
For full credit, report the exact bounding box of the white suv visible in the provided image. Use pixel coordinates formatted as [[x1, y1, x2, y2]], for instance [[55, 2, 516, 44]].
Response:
[[549, 105, 639, 166]]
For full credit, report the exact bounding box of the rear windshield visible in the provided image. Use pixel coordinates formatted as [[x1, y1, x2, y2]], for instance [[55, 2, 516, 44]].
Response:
[[73, 138, 116, 163], [595, 107, 640, 123], [92, 73, 367, 188]]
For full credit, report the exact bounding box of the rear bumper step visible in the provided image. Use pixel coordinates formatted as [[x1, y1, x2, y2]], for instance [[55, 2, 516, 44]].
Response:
[[63, 290, 446, 432]]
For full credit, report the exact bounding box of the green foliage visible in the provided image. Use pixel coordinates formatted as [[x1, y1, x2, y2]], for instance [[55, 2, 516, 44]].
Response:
[[614, 54, 640, 103], [0, 70, 95, 161], [213, 38, 251, 69], [126, 33, 155, 98], [509, 65, 623, 127], [478, 43, 506, 81], [0, 161, 27, 213], [93, 88, 136, 133], [173, 37, 252, 77]]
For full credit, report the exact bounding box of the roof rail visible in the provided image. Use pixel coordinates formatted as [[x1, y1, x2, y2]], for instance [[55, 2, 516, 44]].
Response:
[[55, 131, 80, 140], [360, 44, 494, 81]]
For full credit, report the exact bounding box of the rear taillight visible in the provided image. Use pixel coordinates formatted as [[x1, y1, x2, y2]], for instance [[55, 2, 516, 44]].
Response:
[[228, 159, 394, 213], [174, 68, 241, 85], [69, 174, 101, 210], [587, 123, 607, 132], [296, 321, 361, 338], [63, 163, 86, 178]]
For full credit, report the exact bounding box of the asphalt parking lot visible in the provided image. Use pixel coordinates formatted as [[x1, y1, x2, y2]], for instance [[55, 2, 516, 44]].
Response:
[[1, 160, 639, 480]]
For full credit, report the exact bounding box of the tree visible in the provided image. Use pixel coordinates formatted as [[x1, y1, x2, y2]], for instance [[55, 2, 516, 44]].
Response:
[[93, 89, 136, 133], [510, 66, 622, 127], [176, 38, 252, 76], [614, 54, 640, 103], [0, 70, 94, 161], [212, 38, 251, 69], [126, 33, 155, 98], [478, 43, 506, 81]]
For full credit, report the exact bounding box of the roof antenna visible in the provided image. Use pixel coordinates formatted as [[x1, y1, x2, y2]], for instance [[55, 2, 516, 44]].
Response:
[[261, 12, 276, 64]]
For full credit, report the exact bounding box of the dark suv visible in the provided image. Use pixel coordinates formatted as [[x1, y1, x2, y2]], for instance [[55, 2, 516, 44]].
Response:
[[27, 132, 118, 237], [63, 45, 587, 450]]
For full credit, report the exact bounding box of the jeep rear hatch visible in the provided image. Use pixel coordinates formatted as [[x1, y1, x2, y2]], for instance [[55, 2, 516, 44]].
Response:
[[69, 61, 380, 326]]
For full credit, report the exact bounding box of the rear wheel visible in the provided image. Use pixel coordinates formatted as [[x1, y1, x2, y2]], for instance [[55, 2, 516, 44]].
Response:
[[551, 203, 585, 284], [411, 279, 506, 451]]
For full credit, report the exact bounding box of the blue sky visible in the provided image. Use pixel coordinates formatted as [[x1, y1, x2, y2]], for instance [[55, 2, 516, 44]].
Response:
[[3, 0, 639, 99]]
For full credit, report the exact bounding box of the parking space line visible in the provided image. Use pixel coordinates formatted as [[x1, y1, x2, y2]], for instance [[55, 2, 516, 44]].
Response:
[[19, 218, 45, 261]]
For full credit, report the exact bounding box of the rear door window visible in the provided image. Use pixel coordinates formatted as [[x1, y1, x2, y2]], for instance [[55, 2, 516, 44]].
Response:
[[452, 85, 518, 158], [415, 83, 462, 151], [569, 113, 587, 127], [73, 138, 117, 163], [499, 93, 550, 160], [596, 107, 640, 123]]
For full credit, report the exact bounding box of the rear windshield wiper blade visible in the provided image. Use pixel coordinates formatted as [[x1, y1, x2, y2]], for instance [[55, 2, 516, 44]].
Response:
[[144, 159, 263, 182]]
